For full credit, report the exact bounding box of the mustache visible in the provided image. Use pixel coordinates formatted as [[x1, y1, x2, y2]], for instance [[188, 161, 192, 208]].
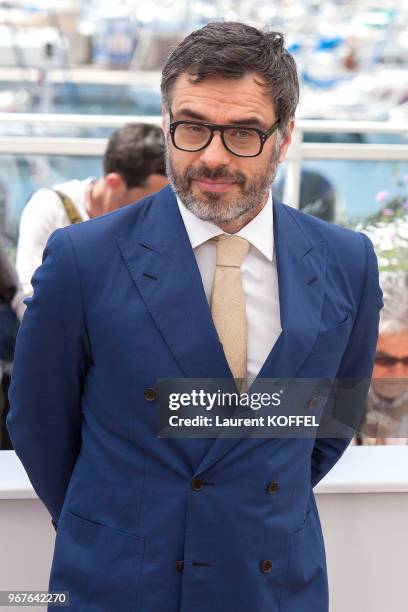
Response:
[[183, 165, 246, 184]]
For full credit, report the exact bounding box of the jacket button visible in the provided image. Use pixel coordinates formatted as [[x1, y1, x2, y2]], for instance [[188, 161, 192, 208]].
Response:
[[176, 560, 184, 573], [144, 388, 157, 401], [191, 476, 205, 491], [266, 481, 279, 494], [308, 397, 319, 410], [260, 559, 273, 573]]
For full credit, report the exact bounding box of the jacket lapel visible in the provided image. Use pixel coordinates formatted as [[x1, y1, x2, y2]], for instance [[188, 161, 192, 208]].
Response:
[[255, 199, 327, 380], [117, 185, 232, 381], [193, 199, 327, 476]]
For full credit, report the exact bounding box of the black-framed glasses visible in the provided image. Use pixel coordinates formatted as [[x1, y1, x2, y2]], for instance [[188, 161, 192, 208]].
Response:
[[375, 352, 408, 367], [168, 114, 280, 158]]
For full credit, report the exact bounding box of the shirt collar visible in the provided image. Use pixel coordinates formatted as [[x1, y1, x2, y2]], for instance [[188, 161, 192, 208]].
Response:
[[176, 190, 274, 262]]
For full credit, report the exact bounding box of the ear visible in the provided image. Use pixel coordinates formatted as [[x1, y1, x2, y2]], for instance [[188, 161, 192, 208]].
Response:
[[105, 173, 124, 190], [278, 118, 295, 164]]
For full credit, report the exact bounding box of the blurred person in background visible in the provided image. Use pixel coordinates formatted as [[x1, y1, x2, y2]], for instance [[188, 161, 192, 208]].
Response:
[[274, 168, 336, 222], [358, 271, 408, 445], [0, 239, 20, 363], [14, 123, 167, 319], [0, 239, 20, 449]]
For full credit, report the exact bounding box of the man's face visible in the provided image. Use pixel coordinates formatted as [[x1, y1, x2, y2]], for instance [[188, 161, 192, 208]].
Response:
[[143, 173, 169, 195], [123, 174, 168, 207], [372, 331, 408, 399], [103, 173, 168, 213], [162, 72, 294, 225]]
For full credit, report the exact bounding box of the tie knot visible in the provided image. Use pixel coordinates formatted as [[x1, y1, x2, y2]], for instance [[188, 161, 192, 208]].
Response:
[[211, 234, 250, 268]]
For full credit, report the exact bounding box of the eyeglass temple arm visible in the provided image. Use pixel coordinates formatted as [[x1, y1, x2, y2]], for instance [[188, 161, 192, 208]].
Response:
[[265, 120, 280, 137]]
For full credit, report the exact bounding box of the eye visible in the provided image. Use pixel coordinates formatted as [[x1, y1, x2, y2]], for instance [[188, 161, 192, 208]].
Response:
[[375, 354, 395, 366], [230, 128, 254, 139], [184, 124, 206, 133]]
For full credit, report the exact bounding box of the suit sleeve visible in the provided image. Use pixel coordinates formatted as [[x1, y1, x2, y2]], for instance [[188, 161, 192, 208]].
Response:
[[6, 228, 91, 525], [311, 232, 383, 488]]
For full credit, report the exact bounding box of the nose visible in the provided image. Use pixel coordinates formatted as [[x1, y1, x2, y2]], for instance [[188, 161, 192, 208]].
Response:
[[198, 131, 231, 167], [393, 362, 408, 378]]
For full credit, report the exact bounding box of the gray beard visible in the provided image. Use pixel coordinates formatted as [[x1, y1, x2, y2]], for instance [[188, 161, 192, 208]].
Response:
[[165, 140, 281, 225], [368, 385, 408, 411]]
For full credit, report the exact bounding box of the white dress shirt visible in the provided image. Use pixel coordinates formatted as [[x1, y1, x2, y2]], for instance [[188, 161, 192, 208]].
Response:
[[177, 191, 281, 380]]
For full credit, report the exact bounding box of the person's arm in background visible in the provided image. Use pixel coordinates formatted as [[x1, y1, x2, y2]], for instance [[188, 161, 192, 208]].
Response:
[[311, 232, 383, 488], [15, 189, 62, 318], [7, 228, 91, 527], [0, 238, 24, 322], [10, 282, 26, 323]]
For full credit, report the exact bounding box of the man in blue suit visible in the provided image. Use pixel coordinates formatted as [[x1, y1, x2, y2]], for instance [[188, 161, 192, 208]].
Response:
[[7, 22, 382, 612]]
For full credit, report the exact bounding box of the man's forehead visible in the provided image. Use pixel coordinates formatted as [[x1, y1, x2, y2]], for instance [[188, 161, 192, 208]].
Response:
[[169, 72, 275, 123], [378, 331, 408, 349]]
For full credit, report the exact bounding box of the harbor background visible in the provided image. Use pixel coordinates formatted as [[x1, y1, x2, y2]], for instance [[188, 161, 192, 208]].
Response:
[[0, 0, 407, 252]]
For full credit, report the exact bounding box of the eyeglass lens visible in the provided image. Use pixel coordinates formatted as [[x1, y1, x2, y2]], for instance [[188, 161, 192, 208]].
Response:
[[174, 123, 261, 156], [375, 353, 408, 367]]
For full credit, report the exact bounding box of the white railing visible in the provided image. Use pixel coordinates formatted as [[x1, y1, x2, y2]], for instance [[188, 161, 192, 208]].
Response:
[[0, 114, 407, 208]]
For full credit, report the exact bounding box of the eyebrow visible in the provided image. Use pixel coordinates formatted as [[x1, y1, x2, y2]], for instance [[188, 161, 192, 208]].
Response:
[[175, 108, 267, 129]]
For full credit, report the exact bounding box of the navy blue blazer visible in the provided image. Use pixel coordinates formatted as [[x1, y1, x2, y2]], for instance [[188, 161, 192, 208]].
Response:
[[7, 185, 382, 612]]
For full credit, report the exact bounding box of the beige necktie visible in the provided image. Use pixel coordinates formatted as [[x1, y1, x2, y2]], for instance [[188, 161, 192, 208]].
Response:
[[210, 234, 250, 388]]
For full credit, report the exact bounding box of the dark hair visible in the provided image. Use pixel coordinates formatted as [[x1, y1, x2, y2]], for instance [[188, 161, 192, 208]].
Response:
[[103, 123, 165, 188], [0, 241, 17, 302], [161, 22, 299, 137]]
